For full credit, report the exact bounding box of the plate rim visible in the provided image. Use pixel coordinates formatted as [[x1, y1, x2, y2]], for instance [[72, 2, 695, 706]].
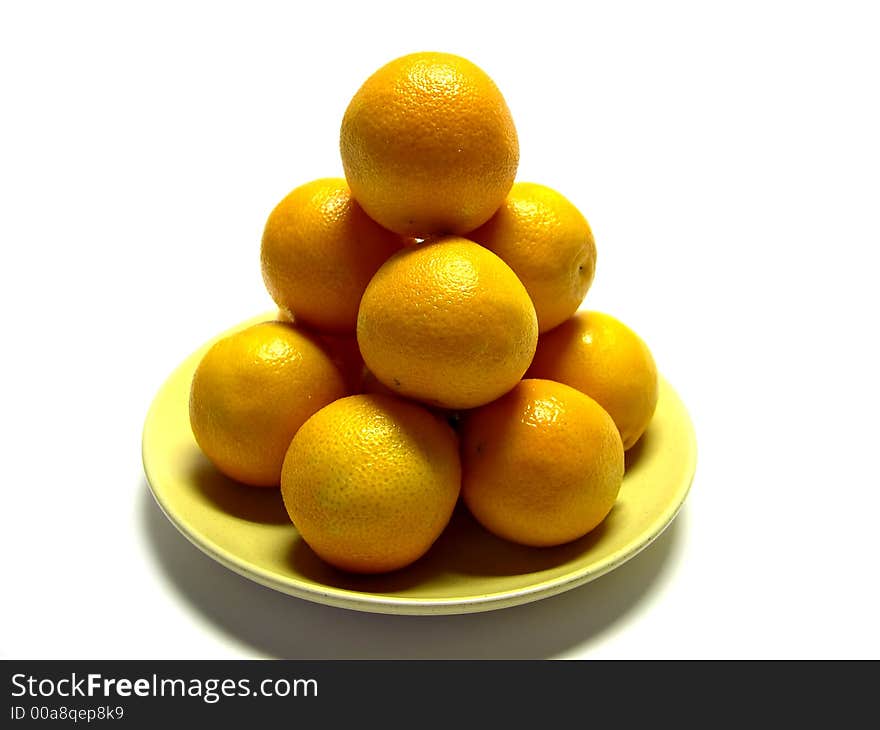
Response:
[[142, 314, 697, 616]]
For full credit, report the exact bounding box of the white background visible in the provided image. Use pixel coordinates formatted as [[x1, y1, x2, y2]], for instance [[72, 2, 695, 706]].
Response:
[[2, 1, 878, 659]]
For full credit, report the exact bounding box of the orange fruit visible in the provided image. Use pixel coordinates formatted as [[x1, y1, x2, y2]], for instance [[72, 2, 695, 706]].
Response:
[[527, 311, 658, 449], [460, 379, 624, 547], [357, 236, 538, 409], [281, 394, 461, 574], [470, 182, 597, 333], [261, 178, 405, 333], [189, 321, 346, 487], [340, 52, 519, 236]]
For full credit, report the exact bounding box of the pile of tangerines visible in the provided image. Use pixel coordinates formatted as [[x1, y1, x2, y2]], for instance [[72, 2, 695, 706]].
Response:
[[189, 52, 658, 574]]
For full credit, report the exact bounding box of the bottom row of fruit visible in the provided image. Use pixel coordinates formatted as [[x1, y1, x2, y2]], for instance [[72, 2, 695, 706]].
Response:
[[189, 310, 657, 574]]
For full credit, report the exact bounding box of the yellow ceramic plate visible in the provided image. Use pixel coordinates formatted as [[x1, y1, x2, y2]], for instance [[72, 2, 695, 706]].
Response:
[[143, 313, 697, 615]]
